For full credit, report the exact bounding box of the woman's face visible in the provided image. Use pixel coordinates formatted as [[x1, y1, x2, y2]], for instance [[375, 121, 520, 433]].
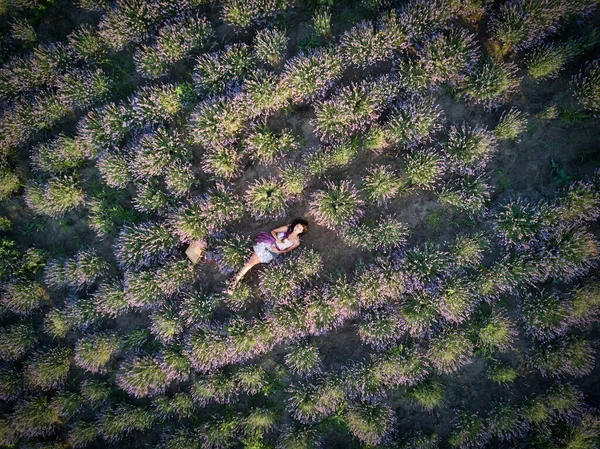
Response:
[[294, 224, 305, 234]]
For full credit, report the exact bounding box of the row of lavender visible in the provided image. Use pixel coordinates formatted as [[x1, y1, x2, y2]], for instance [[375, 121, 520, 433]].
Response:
[[2, 167, 599, 446]]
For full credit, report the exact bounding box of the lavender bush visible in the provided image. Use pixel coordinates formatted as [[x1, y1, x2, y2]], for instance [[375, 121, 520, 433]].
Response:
[[115, 221, 180, 269], [31, 134, 88, 174], [427, 330, 474, 374], [442, 122, 498, 175], [404, 148, 444, 190], [448, 411, 490, 449], [0, 322, 37, 361], [529, 336, 595, 378], [245, 126, 300, 164], [309, 180, 364, 231], [571, 58, 600, 115], [74, 331, 124, 374], [493, 107, 528, 141], [254, 27, 288, 66], [422, 27, 479, 86], [23, 346, 73, 390], [282, 49, 344, 103], [345, 401, 395, 446], [245, 177, 290, 220], [193, 43, 255, 95], [116, 354, 170, 398], [386, 96, 444, 148], [220, 0, 289, 29], [486, 401, 529, 441], [461, 59, 520, 110], [25, 176, 86, 218]]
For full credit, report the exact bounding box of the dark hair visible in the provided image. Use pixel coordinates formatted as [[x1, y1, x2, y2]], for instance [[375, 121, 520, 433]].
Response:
[[288, 218, 309, 235]]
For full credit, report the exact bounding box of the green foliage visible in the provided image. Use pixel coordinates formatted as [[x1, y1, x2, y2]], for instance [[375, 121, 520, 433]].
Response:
[[194, 43, 255, 95], [25, 176, 86, 218], [0, 366, 23, 401], [462, 59, 520, 110], [313, 8, 332, 37], [68, 24, 108, 62], [215, 233, 251, 274], [282, 49, 344, 102], [154, 392, 196, 419], [527, 41, 577, 80], [277, 426, 321, 449], [0, 238, 19, 279], [44, 249, 109, 290], [487, 362, 519, 385], [0, 167, 22, 200], [361, 164, 404, 205], [529, 337, 595, 377], [221, 0, 289, 28], [150, 304, 184, 343], [520, 290, 570, 340], [309, 180, 364, 230], [132, 83, 184, 125], [342, 216, 409, 251], [487, 401, 528, 441], [0, 278, 49, 315], [473, 309, 516, 353], [68, 421, 99, 448], [57, 68, 112, 110], [386, 96, 443, 147], [245, 126, 299, 164], [11, 395, 62, 438], [98, 403, 155, 442], [11, 18, 36, 43], [116, 354, 170, 398], [285, 344, 322, 377], [448, 411, 489, 449], [444, 122, 497, 173], [244, 407, 277, 437], [245, 177, 290, 220], [222, 283, 254, 311], [571, 58, 600, 114], [569, 281, 600, 326], [254, 27, 288, 66], [0, 322, 37, 361], [306, 141, 358, 176], [202, 144, 244, 180], [50, 390, 83, 420], [449, 233, 487, 268], [80, 379, 112, 408], [280, 163, 308, 197], [24, 346, 73, 390], [406, 379, 446, 410], [404, 149, 443, 190], [427, 330, 473, 374], [115, 221, 179, 269], [88, 190, 137, 238], [74, 331, 124, 374], [438, 176, 491, 215], [345, 401, 394, 446], [494, 107, 528, 141]]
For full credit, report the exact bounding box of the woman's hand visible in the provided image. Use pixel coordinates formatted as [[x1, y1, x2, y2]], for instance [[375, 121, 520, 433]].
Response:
[[271, 226, 288, 246]]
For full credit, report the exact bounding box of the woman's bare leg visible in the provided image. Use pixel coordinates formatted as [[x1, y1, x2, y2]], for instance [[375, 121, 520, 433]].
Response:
[[229, 253, 262, 289]]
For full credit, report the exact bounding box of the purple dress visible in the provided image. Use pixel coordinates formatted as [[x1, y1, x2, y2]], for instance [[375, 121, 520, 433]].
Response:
[[253, 231, 290, 263]]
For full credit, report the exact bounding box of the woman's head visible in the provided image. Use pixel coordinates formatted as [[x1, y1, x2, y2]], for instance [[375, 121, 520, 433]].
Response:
[[288, 218, 309, 235]]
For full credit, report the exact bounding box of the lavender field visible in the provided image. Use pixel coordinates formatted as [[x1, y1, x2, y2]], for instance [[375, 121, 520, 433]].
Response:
[[1, 0, 600, 448]]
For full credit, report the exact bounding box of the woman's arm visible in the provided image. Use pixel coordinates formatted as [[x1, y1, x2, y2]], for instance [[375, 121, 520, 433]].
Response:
[[271, 224, 289, 243], [270, 240, 300, 254]]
